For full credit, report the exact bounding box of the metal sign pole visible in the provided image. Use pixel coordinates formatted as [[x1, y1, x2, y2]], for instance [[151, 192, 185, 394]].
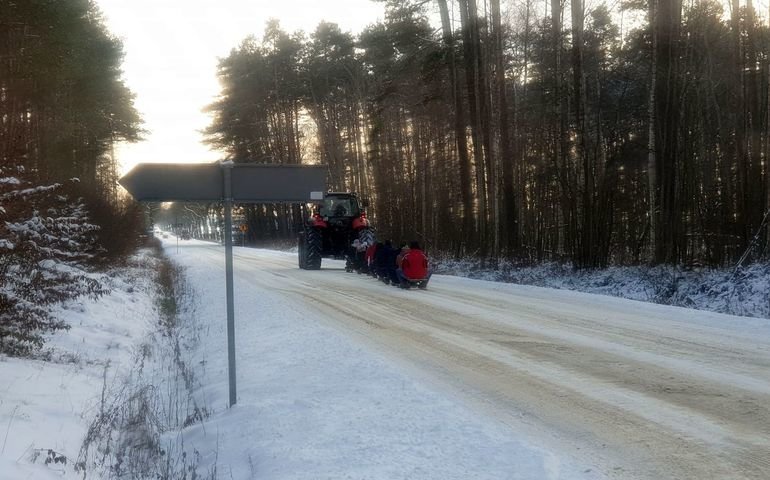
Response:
[[222, 163, 237, 407]]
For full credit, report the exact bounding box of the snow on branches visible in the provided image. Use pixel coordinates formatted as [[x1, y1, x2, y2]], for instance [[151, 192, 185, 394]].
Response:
[[1, 164, 108, 356]]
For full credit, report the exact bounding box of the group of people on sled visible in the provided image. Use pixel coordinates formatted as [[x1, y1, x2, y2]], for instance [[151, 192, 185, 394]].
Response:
[[348, 238, 433, 289]]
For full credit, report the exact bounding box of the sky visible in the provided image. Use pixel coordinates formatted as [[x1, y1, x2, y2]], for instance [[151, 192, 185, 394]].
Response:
[[95, 0, 385, 175]]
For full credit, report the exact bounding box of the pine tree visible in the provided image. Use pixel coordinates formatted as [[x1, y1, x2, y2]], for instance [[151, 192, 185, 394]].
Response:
[[0, 164, 108, 356]]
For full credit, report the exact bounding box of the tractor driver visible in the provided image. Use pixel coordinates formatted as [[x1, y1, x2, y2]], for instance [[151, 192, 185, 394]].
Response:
[[321, 197, 351, 217]]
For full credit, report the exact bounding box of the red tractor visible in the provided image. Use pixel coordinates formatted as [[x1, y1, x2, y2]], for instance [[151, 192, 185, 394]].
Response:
[[298, 192, 375, 270]]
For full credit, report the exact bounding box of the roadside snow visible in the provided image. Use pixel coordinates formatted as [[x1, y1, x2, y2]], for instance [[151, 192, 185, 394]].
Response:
[[435, 258, 770, 319], [0, 252, 158, 478]]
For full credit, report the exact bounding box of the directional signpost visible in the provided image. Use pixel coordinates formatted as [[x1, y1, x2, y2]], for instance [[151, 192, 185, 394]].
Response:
[[120, 161, 325, 407], [119, 162, 326, 203]]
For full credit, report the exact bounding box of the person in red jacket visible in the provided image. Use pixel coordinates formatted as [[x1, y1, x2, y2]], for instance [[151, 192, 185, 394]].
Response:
[[396, 241, 432, 289]]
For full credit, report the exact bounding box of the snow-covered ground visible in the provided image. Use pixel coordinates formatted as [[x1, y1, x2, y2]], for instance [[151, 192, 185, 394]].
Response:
[[1, 241, 597, 479], [172, 239, 601, 479], [2, 237, 769, 479], [169, 238, 769, 479], [0, 252, 160, 478]]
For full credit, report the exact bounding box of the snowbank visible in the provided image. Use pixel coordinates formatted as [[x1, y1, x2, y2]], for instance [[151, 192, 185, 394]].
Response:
[[434, 259, 770, 319], [0, 250, 160, 477]]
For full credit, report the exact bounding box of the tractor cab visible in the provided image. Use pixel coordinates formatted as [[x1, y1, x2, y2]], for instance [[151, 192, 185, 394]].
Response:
[[317, 193, 362, 219]]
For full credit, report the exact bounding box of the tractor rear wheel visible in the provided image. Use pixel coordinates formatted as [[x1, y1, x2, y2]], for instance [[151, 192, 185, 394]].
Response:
[[298, 233, 307, 269], [305, 228, 323, 270]]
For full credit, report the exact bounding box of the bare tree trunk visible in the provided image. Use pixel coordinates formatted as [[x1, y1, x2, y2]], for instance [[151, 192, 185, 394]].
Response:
[[437, 0, 475, 254], [731, 0, 749, 254], [458, 0, 488, 255], [648, 0, 658, 263], [654, 0, 683, 263], [491, 0, 512, 259], [763, 45, 770, 251], [551, 0, 573, 259], [473, 0, 496, 260], [745, 0, 765, 257], [571, 0, 592, 267]]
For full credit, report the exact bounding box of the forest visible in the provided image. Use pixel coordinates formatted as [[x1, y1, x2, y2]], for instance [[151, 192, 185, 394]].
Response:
[[0, 0, 143, 354], [205, 0, 770, 268]]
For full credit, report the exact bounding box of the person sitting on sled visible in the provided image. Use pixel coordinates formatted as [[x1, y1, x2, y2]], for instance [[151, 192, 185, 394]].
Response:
[[392, 242, 409, 286], [396, 241, 432, 289], [351, 238, 369, 273], [365, 242, 378, 276], [375, 240, 393, 283]]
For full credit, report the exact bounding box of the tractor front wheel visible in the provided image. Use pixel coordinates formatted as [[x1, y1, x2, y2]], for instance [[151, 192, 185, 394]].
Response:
[[358, 228, 375, 246]]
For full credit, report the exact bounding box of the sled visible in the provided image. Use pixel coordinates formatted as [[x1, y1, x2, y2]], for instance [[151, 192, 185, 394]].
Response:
[[399, 278, 428, 290]]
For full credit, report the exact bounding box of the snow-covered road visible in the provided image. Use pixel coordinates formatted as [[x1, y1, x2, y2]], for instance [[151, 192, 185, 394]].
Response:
[[172, 239, 770, 480]]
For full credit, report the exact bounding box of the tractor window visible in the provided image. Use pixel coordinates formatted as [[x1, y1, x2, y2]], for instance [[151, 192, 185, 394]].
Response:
[[319, 197, 359, 217]]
